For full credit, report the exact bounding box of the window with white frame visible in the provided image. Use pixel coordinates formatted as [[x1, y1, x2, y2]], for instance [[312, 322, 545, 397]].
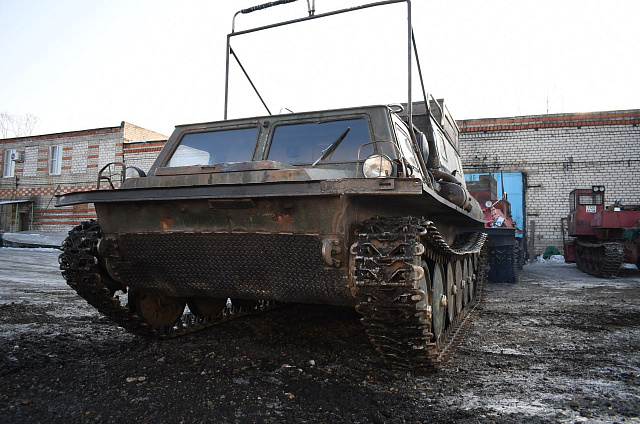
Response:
[[49, 145, 62, 175], [3, 149, 16, 178]]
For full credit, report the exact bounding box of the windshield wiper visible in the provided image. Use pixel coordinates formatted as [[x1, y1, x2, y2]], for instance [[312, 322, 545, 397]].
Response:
[[312, 127, 351, 166]]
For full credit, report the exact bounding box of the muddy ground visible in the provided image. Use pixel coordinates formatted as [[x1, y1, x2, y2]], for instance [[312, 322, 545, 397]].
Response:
[[0, 247, 639, 424]]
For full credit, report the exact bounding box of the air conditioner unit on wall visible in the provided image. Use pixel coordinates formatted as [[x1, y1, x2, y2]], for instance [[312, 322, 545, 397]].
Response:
[[10, 152, 24, 162]]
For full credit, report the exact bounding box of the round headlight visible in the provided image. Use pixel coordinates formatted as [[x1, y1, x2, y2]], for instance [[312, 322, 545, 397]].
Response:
[[363, 155, 394, 178], [125, 166, 146, 179]]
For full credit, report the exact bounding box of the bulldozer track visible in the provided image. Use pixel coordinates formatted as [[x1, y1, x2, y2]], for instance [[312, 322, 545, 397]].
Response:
[[574, 239, 625, 279], [488, 245, 519, 284], [59, 220, 277, 338], [352, 216, 487, 370]]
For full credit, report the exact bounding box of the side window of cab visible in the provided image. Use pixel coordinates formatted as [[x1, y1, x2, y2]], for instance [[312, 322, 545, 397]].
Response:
[[393, 121, 423, 178]]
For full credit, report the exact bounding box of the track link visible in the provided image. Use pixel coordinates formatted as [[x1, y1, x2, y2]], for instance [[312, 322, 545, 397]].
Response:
[[352, 216, 487, 370], [59, 220, 276, 338]]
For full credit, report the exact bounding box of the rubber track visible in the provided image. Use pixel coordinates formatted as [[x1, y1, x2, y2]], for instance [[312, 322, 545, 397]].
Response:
[[352, 216, 487, 370], [59, 220, 276, 338]]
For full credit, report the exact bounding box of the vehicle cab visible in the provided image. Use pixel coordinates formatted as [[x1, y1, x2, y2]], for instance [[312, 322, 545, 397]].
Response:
[[137, 105, 422, 188]]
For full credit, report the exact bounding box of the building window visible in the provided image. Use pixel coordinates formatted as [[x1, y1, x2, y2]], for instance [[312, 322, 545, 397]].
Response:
[[49, 145, 62, 175], [3, 149, 16, 177]]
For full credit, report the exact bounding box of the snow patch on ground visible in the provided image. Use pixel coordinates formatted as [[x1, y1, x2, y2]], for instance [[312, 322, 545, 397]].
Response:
[[528, 254, 568, 266], [456, 392, 558, 418], [2, 232, 66, 248], [0, 246, 60, 253]]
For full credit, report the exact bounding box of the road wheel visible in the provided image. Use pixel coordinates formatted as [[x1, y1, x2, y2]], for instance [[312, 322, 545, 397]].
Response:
[[463, 256, 472, 305], [454, 260, 463, 314], [445, 261, 455, 324], [129, 290, 185, 330], [430, 262, 446, 340], [188, 297, 226, 321]]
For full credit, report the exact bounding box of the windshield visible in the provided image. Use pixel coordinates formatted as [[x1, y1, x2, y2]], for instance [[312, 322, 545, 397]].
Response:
[[166, 127, 259, 167], [267, 118, 373, 165]]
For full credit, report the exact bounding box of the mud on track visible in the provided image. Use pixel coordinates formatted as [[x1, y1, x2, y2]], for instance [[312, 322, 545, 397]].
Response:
[[1, 248, 639, 423]]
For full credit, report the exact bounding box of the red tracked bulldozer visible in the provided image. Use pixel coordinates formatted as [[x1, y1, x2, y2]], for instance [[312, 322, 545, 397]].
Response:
[[563, 185, 640, 278]]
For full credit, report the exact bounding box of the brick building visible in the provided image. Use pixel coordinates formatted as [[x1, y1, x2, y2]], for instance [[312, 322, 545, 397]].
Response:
[[458, 110, 640, 256], [0, 122, 166, 233]]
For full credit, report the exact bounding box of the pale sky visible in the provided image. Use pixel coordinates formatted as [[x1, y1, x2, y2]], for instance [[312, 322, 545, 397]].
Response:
[[1, 0, 639, 138]]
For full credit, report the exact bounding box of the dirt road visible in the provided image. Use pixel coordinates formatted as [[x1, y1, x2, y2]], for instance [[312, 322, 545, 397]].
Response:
[[1, 248, 639, 423]]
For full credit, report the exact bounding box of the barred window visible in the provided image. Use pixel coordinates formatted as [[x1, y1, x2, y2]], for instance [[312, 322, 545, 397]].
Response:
[[578, 193, 603, 206]]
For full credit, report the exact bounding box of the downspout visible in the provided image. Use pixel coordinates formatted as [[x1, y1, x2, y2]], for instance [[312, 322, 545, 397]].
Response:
[[13, 203, 18, 232]]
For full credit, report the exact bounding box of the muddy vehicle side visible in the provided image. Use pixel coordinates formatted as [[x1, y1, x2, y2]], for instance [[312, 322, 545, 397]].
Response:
[[57, 100, 487, 369]]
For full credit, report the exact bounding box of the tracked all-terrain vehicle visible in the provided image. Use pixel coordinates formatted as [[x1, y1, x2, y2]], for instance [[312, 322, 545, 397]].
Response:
[[563, 186, 640, 278], [468, 174, 522, 284], [57, 0, 487, 370]]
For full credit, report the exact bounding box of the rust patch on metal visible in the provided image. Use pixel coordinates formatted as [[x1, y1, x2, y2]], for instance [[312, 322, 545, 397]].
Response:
[[160, 217, 175, 231], [264, 169, 307, 182], [275, 211, 293, 229]]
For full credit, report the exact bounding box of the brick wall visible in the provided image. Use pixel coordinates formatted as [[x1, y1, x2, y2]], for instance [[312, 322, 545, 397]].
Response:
[[458, 110, 640, 256], [123, 140, 166, 173], [0, 123, 167, 232], [122, 122, 167, 144]]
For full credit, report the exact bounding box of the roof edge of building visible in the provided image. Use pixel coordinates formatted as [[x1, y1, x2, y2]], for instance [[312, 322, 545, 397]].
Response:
[[457, 109, 640, 133], [0, 125, 123, 143]]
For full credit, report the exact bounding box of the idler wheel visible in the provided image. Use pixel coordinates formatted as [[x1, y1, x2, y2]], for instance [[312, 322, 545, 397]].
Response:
[[188, 297, 226, 320], [129, 290, 185, 330], [430, 262, 446, 340]]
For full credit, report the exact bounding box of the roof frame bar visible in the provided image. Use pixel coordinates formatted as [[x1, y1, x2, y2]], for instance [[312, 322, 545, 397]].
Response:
[[224, 0, 426, 138]]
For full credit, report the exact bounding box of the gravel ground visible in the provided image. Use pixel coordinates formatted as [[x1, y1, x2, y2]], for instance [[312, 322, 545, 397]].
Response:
[[0, 247, 639, 423]]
